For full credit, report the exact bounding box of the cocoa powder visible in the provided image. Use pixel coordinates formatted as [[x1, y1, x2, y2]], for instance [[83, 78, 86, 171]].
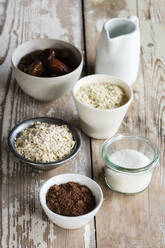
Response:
[[46, 182, 96, 216]]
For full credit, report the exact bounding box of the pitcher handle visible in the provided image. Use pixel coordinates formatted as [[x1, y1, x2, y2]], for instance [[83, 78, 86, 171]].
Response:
[[128, 15, 139, 27]]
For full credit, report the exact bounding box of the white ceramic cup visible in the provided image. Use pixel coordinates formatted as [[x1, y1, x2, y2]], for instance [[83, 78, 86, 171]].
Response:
[[40, 173, 103, 229], [12, 39, 83, 101], [73, 74, 133, 139]]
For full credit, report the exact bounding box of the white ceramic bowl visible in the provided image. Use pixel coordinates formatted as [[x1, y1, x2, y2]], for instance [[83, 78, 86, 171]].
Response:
[[12, 39, 83, 101], [73, 74, 133, 139], [40, 173, 103, 229]]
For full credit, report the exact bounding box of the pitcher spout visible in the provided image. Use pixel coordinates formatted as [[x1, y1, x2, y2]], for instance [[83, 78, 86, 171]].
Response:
[[102, 19, 125, 56], [104, 15, 139, 40]]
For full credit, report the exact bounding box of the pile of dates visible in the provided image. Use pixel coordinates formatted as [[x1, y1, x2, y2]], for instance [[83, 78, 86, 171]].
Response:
[[18, 48, 77, 77]]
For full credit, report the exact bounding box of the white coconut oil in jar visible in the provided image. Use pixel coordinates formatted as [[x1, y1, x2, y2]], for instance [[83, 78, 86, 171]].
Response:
[[102, 134, 160, 194]]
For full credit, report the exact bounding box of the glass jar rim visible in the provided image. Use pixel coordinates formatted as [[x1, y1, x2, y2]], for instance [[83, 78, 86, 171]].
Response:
[[102, 134, 160, 174]]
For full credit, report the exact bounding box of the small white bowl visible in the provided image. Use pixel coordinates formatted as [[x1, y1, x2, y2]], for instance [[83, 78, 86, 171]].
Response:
[[40, 173, 103, 229], [12, 39, 83, 101], [73, 74, 133, 139]]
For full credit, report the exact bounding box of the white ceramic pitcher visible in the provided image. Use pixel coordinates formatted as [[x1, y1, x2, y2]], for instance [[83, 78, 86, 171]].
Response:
[[95, 16, 140, 85]]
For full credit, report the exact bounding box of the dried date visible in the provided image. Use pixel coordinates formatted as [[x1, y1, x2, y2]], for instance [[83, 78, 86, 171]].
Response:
[[18, 48, 74, 77], [26, 60, 44, 76], [48, 57, 70, 76], [18, 50, 42, 72], [38, 48, 55, 66]]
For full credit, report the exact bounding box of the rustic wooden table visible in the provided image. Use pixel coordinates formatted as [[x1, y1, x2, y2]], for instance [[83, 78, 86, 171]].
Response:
[[0, 0, 164, 247]]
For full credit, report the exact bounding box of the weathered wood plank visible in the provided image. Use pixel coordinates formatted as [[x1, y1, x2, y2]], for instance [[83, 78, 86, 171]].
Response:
[[0, 0, 96, 247], [1, 0, 165, 247], [84, 0, 165, 247]]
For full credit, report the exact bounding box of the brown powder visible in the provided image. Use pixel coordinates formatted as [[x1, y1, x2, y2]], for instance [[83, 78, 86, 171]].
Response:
[[46, 182, 96, 216]]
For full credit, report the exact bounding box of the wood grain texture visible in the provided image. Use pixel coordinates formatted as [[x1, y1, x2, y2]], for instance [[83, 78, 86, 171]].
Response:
[[0, 0, 96, 247], [1, 0, 165, 247], [84, 0, 165, 247]]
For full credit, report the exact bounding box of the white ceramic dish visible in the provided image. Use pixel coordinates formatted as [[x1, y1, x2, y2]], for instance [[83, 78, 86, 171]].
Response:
[[73, 74, 133, 139], [40, 173, 103, 229], [12, 39, 83, 101]]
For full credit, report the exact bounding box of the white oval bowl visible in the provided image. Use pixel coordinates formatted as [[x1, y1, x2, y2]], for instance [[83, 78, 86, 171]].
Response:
[[12, 39, 83, 101], [40, 173, 103, 229]]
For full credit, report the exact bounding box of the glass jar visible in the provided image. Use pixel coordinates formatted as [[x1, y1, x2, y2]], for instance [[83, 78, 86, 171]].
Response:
[[102, 134, 160, 194]]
